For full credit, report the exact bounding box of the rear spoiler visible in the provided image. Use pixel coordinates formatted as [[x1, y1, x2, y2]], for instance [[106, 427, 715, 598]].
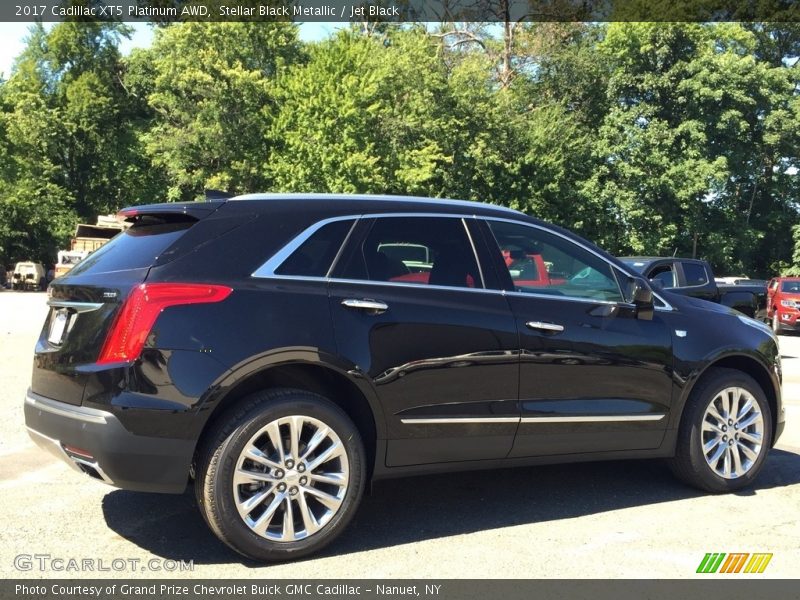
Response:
[[117, 201, 225, 223]]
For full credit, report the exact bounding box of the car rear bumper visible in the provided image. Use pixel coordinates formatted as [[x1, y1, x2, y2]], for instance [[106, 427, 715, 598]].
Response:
[[24, 389, 193, 494]]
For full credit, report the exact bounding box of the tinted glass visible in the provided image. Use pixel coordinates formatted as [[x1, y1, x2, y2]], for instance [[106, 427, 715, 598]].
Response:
[[338, 217, 482, 289], [781, 281, 800, 293], [651, 266, 676, 287], [67, 220, 192, 276], [275, 219, 354, 277], [486, 220, 622, 302], [682, 262, 708, 286]]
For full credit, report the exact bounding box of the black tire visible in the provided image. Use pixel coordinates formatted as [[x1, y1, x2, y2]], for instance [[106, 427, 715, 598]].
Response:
[[195, 388, 365, 561], [772, 313, 783, 334], [669, 368, 772, 493]]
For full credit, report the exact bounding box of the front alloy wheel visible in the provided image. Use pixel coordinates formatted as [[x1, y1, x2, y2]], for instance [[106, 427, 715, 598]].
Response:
[[669, 368, 772, 493], [195, 388, 365, 561], [700, 387, 764, 479]]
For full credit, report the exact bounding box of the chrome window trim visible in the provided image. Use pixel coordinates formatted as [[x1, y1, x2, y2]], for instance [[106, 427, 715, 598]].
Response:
[[249, 210, 675, 311], [252, 214, 360, 279], [253, 212, 488, 293], [461, 218, 486, 289]]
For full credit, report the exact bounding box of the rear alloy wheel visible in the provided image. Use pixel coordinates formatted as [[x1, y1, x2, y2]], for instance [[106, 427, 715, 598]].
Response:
[[669, 368, 772, 492], [195, 389, 365, 561]]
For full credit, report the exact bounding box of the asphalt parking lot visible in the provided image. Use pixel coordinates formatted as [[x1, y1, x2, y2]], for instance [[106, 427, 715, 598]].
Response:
[[1, 291, 798, 579]]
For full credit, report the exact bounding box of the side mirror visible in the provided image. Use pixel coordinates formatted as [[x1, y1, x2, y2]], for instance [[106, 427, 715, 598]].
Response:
[[632, 277, 654, 320]]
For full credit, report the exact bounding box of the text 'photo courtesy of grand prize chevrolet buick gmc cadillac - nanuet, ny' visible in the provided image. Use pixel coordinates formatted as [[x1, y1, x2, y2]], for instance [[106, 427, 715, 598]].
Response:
[[24, 194, 784, 561]]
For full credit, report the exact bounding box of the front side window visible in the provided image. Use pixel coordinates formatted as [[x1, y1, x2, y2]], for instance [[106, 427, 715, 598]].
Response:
[[338, 217, 483, 290], [485, 220, 623, 302]]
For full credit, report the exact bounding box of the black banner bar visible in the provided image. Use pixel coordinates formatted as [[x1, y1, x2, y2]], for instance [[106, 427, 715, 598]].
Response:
[[3, 0, 800, 23]]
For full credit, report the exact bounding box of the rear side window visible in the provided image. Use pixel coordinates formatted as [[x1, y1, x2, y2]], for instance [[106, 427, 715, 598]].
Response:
[[682, 262, 709, 286], [67, 219, 193, 276], [337, 216, 483, 289], [275, 219, 354, 277]]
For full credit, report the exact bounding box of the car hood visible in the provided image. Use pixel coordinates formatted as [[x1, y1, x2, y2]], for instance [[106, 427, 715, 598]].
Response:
[[662, 290, 740, 317]]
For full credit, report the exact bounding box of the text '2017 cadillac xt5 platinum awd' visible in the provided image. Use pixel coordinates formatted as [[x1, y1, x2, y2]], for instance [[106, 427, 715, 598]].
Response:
[[25, 194, 784, 561]]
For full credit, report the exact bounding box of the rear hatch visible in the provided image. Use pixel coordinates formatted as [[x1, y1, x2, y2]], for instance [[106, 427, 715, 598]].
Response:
[[32, 203, 222, 405]]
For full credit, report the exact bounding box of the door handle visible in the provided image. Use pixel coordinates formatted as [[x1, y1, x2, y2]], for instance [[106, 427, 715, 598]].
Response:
[[526, 320, 565, 333], [341, 299, 389, 314]]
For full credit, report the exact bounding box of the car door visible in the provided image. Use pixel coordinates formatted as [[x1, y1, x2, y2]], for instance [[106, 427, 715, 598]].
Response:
[[328, 214, 520, 467], [476, 218, 674, 457]]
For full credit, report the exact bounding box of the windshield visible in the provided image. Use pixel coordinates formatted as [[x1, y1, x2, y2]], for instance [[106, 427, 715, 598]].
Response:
[[619, 259, 648, 273], [781, 281, 800, 293]]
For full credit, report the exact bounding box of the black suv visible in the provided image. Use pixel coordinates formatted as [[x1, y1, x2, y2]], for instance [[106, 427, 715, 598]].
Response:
[[25, 194, 784, 561]]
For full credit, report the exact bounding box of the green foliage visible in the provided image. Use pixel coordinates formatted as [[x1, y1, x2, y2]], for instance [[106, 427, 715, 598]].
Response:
[[0, 21, 798, 278], [132, 22, 301, 200]]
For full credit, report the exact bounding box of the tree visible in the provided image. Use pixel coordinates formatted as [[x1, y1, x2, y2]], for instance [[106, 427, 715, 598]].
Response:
[[132, 22, 302, 200]]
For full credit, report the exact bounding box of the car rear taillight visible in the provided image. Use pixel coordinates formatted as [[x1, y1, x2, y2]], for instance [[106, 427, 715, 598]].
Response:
[[97, 283, 232, 364]]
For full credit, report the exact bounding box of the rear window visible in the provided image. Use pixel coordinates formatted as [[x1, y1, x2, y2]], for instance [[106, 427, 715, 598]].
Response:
[[67, 220, 193, 276], [682, 262, 708, 286]]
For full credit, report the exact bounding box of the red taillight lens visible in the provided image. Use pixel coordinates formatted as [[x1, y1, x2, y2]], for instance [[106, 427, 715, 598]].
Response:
[[97, 283, 232, 364]]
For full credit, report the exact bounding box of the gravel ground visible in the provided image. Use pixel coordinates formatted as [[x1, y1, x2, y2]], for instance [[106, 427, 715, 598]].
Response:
[[1, 291, 798, 579]]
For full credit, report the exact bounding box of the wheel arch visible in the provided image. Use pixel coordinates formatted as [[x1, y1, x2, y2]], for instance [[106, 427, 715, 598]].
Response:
[[680, 354, 779, 446], [194, 352, 384, 480]]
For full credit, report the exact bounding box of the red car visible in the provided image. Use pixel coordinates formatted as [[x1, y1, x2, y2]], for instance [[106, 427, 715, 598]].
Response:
[[767, 276, 800, 333]]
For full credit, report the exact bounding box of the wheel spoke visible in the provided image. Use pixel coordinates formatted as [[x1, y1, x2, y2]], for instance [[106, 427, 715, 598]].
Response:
[[244, 446, 281, 470], [738, 430, 762, 445], [239, 485, 276, 514], [702, 420, 724, 435], [282, 496, 295, 541], [306, 441, 344, 472], [253, 491, 285, 534], [731, 445, 744, 476], [729, 389, 741, 427], [738, 442, 759, 462], [719, 392, 731, 420], [708, 442, 727, 467], [304, 485, 342, 510], [738, 412, 762, 430], [234, 468, 276, 486], [289, 416, 302, 462], [722, 447, 732, 477], [310, 472, 346, 486], [266, 421, 285, 463], [706, 404, 726, 427], [300, 426, 330, 462], [297, 491, 320, 535], [703, 436, 722, 454], [737, 398, 753, 421]]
